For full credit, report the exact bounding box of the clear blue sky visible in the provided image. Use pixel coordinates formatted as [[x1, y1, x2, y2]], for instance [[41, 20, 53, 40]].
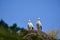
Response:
[[0, 0, 60, 36]]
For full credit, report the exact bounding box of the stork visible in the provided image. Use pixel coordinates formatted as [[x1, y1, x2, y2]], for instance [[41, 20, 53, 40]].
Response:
[[28, 20, 33, 30], [36, 18, 42, 31]]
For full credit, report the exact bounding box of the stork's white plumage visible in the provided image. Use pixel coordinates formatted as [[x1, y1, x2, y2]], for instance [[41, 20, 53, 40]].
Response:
[[36, 18, 42, 30], [28, 20, 33, 30]]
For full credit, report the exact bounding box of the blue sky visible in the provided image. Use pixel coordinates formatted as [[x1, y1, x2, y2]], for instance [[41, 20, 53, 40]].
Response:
[[0, 0, 60, 36]]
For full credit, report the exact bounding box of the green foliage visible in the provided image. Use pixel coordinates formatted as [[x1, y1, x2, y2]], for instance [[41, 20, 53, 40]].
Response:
[[0, 20, 25, 40]]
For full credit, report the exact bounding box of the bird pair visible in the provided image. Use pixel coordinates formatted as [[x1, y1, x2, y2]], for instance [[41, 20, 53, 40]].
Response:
[[28, 18, 42, 31]]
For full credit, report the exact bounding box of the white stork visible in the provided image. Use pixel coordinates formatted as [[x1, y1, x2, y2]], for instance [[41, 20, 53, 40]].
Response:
[[28, 20, 33, 30], [36, 18, 42, 31]]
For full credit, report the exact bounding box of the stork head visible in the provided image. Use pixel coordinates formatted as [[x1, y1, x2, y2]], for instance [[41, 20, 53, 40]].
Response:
[[28, 19, 31, 23], [37, 18, 40, 20]]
